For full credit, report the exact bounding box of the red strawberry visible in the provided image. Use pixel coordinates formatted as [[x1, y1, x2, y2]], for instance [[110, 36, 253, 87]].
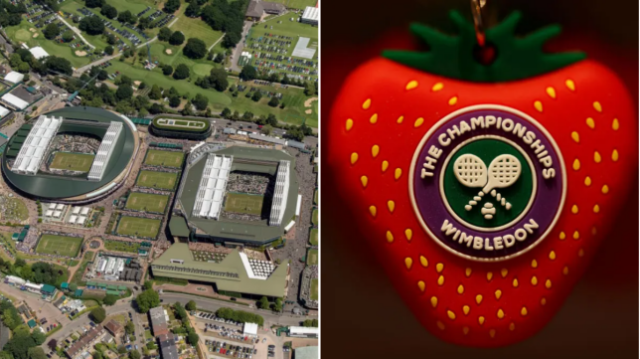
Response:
[[327, 11, 637, 347]]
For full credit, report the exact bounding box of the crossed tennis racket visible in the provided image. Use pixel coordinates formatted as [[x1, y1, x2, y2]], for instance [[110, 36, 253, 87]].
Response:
[[453, 154, 522, 214]]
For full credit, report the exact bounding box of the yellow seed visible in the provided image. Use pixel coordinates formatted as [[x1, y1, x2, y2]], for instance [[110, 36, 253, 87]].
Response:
[[436, 321, 445, 330], [394, 168, 402, 180], [369, 206, 377, 217], [573, 159, 581, 170], [369, 113, 378, 124], [350, 152, 358, 165], [345, 119, 353, 131], [565, 79, 575, 91], [559, 231, 566, 240], [432, 82, 444, 91], [571, 131, 580, 143], [573, 231, 580, 240], [405, 229, 413, 241], [593, 204, 600, 213], [521, 307, 528, 316], [495, 290, 502, 300], [371, 145, 380, 158], [571, 205, 578, 214], [463, 305, 470, 315], [531, 259, 538, 268], [419, 256, 428, 267], [602, 185, 609, 194], [404, 257, 412, 270], [534, 101, 543, 112], [586, 117, 595, 129], [531, 276, 538, 286], [549, 251, 556, 260], [362, 98, 371, 109], [385, 231, 394, 243], [447, 310, 456, 320], [381, 160, 389, 172], [489, 329, 496, 338], [612, 149, 619, 162], [487, 272, 493, 281], [418, 281, 425, 292], [436, 263, 444, 273], [478, 316, 485, 325], [579, 248, 585, 257], [509, 322, 516, 331], [512, 278, 519, 288], [584, 177, 592, 186], [360, 176, 368, 188], [457, 285, 464, 294], [396, 116, 404, 124], [612, 118, 619, 130], [448, 96, 458, 106], [541, 298, 547, 306], [593, 101, 602, 112], [545, 279, 552, 289], [387, 200, 395, 213], [406, 80, 418, 90], [430, 296, 438, 308], [501, 268, 508, 278], [414, 117, 424, 128], [563, 266, 569, 275], [463, 327, 469, 335], [497, 309, 505, 319], [465, 268, 472, 277], [546, 87, 556, 98], [475, 294, 483, 304], [594, 151, 601, 163], [437, 275, 444, 286]]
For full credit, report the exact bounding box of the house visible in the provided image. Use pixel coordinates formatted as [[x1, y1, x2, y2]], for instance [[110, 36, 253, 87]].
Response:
[[149, 307, 169, 336], [64, 326, 107, 359], [245, 0, 285, 21], [301, 6, 319, 25], [104, 320, 123, 337], [157, 333, 178, 359]]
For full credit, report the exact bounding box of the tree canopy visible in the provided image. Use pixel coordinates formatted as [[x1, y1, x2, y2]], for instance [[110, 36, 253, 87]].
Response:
[[79, 16, 105, 35], [135, 289, 160, 313], [90, 307, 106, 323], [117, 10, 136, 25], [239, 65, 257, 81], [173, 64, 190, 80], [169, 31, 185, 46], [163, 0, 180, 13], [100, 4, 117, 19], [85, 0, 104, 8], [183, 38, 206, 59], [43, 23, 60, 40]]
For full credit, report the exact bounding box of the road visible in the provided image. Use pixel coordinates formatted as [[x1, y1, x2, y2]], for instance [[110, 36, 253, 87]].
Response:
[[56, 15, 95, 49], [230, 21, 254, 72]]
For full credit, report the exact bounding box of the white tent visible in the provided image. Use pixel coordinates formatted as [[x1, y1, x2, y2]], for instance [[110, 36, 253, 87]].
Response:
[[243, 323, 258, 336], [1, 93, 28, 110], [0, 106, 10, 118], [4, 71, 24, 84], [29, 46, 49, 60]]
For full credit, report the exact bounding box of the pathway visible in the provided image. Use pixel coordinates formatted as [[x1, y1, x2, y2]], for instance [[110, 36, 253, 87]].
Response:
[[208, 34, 224, 52], [56, 15, 95, 49], [229, 21, 254, 72]]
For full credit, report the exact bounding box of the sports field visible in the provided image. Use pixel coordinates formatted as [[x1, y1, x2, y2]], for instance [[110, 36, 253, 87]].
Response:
[[306, 249, 318, 266], [310, 278, 318, 300], [136, 170, 179, 190], [36, 235, 83, 257], [116, 216, 161, 238], [50, 152, 95, 172], [125, 193, 170, 213], [309, 228, 318, 246], [312, 209, 318, 226], [144, 150, 184, 168], [224, 193, 264, 216]]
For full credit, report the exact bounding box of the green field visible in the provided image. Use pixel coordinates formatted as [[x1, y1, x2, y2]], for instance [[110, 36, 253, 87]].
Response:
[[104, 240, 141, 253], [309, 228, 318, 246], [310, 278, 318, 300], [172, 10, 224, 48], [117, 216, 161, 238], [136, 170, 179, 190], [313, 190, 317, 205], [224, 193, 264, 216], [144, 149, 184, 168], [312, 209, 318, 226], [306, 249, 318, 266], [271, 0, 317, 10], [36, 235, 83, 257], [0, 195, 29, 222], [125, 192, 170, 213], [50, 152, 95, 172]]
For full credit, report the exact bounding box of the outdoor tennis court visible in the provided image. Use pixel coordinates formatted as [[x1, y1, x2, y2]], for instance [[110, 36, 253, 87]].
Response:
[[224, 193, 264, 215], [144, 149, 184, 168], [50, 152, 95, 172], [125, 192, 170, 213], [116, 216, 161, 238], [136, 170, 179, 190], [36, 234, 83, 257]]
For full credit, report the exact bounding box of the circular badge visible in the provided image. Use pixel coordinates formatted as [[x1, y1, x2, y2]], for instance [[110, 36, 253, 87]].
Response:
[[409, 105, 566, 261]]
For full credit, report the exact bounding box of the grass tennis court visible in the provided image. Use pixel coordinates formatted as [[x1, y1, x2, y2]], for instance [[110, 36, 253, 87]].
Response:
[[312, 209, 318, 226], [125, 193, 170, 213], [136, 170, 179, 190], [309, 228, 318, 246], [116, 216, 161, 238], [36, 235, 83, 257], [224, 193, 264, 215], [50, 152, 95, 172], [306, 249, 318, 266], [144, 150, 184, 168], [310, 279, 318, 300]]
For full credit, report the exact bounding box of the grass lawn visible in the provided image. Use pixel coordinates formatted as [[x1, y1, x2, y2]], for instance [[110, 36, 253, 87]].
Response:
[[313, 189, 317, 205], [70, 251, 94, 286], [136, 170, 178, 190], [312, 209, 318, 226], [144, 149, 185, 167], [306, 249, 318, 265], [125, 192, 169, 213], [0, 195, 29, 222], [117, 216, 161, 238], [104, 240, 141, 253], [309, 228, 318, 246], [172, 9, 223, 48], [310, 278, 318, 300], [268, 0, 316, 9], [144, 330, 152, 339], [50, 152, 95, 172], [224, 193, 264, 216], [36, 235, 83, 257], [108, 314, 127, 325]]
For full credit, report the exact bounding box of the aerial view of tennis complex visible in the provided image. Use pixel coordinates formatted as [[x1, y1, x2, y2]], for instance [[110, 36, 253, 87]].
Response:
[[0, 0, 319, 358]]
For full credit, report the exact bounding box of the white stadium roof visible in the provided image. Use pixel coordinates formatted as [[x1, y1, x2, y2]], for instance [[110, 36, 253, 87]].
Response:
[[269, 160, 290, 226], [192, 154, 233, 220], [12, 116, 62, 175], [301, 6, 319, 22], [0, 105, 10, 118], [2, 93, 29, 110], [4, 71, 24, 84], [29, 46, 49, 60], [88, 121, 122, 181]]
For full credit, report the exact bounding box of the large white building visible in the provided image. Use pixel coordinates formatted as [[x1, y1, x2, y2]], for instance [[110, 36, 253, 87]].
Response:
[[269, 160, 290, 226], [88, 121, 123, 181], [301, 6, 319, 25], [192, 154, 233, 220], [12, 115, 62, 175]]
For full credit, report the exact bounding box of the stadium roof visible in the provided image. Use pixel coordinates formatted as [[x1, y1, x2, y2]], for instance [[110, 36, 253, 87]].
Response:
[[302, 6, 319, 22], [2, 107, 138, 200], [29, 46, 49, 60], [243, 323, 258, 336], [4, 71, 24, 84], [192, 155, 233, 220], [175, 146, 298, 243], [12, 115, 62, 175], [294, 346, 319, 359], [151, 243, 288, 298], [2, 93, 29, 109]]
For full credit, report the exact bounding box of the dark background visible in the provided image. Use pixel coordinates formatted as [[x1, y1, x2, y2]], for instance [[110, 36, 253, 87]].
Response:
[[320, 0, 639, 357]]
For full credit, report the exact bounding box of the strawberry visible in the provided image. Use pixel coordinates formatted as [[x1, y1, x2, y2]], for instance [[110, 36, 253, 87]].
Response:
[[326, 11, 637, 347]]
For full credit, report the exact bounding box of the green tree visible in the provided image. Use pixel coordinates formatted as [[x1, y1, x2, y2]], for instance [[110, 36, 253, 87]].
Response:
[[173, 64, 190, 80], [192, 93, 207, 110], [144, 281, 154, 290], [103, 295, 118, 306], [31, 331, 46, 346], [107, 34, 117, 45], [266, 114, 277, 126], [304, 81, 315, 96], [268, 97, 279, 107], [104, 46, 114, 55], [85, 0, 104, 8], [262, 125, 272, 135], [169, 31, 185, 46], [116, 85, 133, 101], [125, 321, 135, 334], [251, 91, 262, 102], [129, 350, 140, 359], [5, 333, 36, 359], [117, 10, 136, 25], [92, 352, 103, 359], [187, 332, 199, 346], [162, 65, 173, 76], [62, 30, 74, 42], [185, 300, 197, 311], [90, 307, 106, 323], [47, 339, 57, 351], [169, 95, 180, 108], [158, 27, 172, 42], [100, 4, 117, 19], [79, 16, 105, 35], [239, 65, 257, 81], [43, 24, 60, 40], [183, 38, 206, 59], [257, 297, 269, 309], [135, 289, 160, 313], [185, 1, 200, 17], [163, 0, 180, 13], [28, 347, 46, 359], [149, 85, 162, 100], [214, 52, 224, 63], [220, 108, 231, 118]]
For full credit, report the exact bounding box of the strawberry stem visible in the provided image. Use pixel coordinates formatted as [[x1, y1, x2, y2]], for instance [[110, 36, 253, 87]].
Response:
[[382, 11, 586, 82]]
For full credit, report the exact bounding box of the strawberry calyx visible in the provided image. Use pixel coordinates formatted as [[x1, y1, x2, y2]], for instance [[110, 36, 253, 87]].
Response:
[[382, 11, 586, 82]]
